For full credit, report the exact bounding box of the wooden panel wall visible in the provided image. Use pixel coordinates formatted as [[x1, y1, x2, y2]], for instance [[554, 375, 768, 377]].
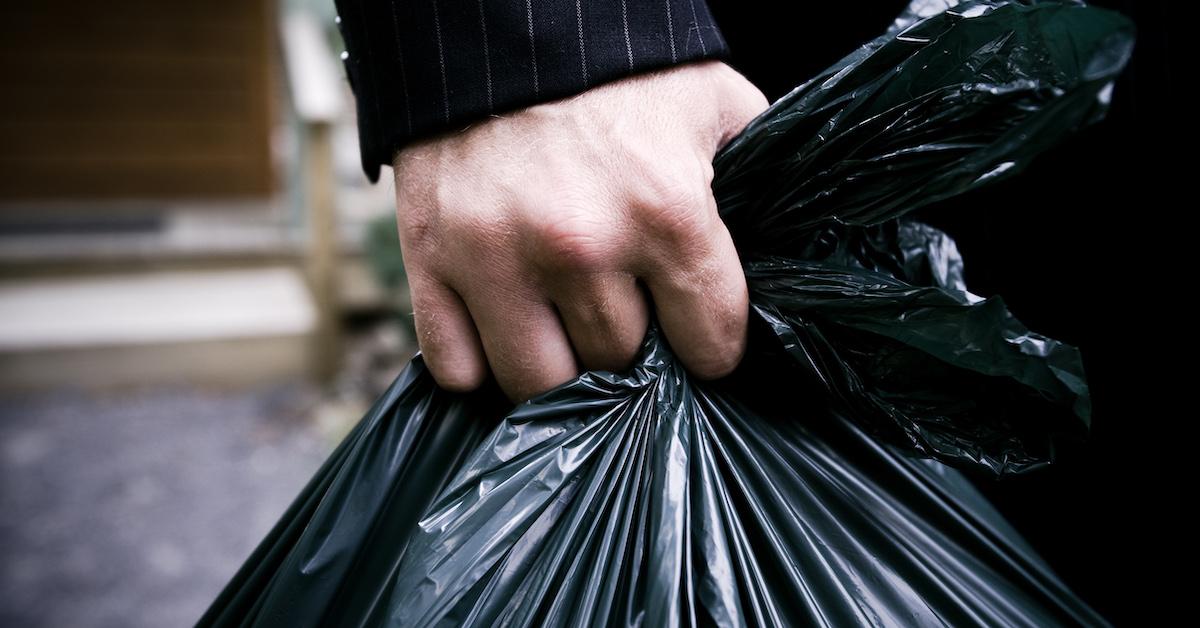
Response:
[[0, 0, 275, 200]]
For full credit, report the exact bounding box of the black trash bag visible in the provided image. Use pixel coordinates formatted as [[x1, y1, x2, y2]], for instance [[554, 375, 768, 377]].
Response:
[[200, 1, 1133, 625]]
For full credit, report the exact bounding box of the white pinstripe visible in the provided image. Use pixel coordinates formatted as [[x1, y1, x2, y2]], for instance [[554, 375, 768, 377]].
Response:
[[431, 0, 450, 122], [620, 0, 633, 70], [688, 0, 707, 55], [664, 0, 677, 62], [478, 0, 494, 110], [575, 0, 588, 85], [526, 0, 540, 95]]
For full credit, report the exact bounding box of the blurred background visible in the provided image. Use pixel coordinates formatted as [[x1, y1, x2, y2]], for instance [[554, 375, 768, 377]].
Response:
[[0, 0, 1179, 626], [0, 1, 414, 625]]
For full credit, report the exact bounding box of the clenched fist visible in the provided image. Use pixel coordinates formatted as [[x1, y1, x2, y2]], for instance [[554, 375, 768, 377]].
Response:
[[392, 60, 768, 402]]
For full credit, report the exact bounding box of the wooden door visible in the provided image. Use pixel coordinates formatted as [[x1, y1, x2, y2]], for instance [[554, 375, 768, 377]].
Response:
[[0, 0, 275, 200]]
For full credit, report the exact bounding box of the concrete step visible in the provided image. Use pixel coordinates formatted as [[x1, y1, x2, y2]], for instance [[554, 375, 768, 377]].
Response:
[[0, 267, 316, 390]]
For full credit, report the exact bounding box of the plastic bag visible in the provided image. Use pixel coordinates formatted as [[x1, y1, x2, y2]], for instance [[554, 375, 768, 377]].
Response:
[[199, 1, 1133, 625]]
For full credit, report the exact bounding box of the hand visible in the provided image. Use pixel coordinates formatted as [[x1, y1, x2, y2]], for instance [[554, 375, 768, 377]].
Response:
[[392, 60, 768, 402]]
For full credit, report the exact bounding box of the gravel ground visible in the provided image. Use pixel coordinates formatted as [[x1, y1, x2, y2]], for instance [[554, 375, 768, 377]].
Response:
[[0, 382, 351, 628]]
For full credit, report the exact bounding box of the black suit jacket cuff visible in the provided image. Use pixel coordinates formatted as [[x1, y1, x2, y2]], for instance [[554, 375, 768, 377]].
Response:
[[335, 0, 731, 183]]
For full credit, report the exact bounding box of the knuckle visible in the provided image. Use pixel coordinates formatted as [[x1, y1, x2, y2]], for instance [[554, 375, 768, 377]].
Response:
[[397, 193, 437, 250], [410, 296, 487, 393], [429, 360, 487, 392], [648, 171, 709, 213], [530, 209, 613, 274], [421, 341, 487, 392], [497, 368, 559, 404], [687, 293, 748, 380], [399, 183, 509, 260], [413, 207, 512, 275], [580, 315, 645, 372], [592, 337, 641, 372], [637, 175, 714, 249], [688, 333, 745, 379]]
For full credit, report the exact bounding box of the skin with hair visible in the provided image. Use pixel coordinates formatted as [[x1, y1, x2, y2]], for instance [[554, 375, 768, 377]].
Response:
[[392, 60, 769, 402]]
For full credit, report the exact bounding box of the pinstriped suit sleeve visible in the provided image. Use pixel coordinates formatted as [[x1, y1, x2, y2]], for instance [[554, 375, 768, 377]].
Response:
[[334, 0, 731, 183]]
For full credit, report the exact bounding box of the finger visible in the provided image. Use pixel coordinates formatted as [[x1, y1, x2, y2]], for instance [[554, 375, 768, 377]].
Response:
[[407, 272, 488, 392], [549, 271, 649, 373], [642, 199, 749, 380], [463, 284, 578, 403]]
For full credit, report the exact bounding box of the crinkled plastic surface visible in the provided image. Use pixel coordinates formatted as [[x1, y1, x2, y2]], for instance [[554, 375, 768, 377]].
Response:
[[199, 1, 1133, 626]]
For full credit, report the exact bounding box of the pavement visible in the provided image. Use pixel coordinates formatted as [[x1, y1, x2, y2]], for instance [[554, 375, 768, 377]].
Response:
[[0, 382, 349, 628]]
